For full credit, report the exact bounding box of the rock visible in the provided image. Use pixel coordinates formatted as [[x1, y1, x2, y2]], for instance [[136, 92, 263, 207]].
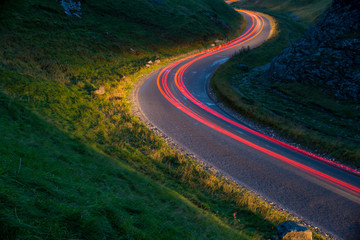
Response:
[[60, 0, 82, 18], [155, 59, 161, 64], [93, 86, 105, 95], [146, 64, 151, 67], [301, 49, 311, 55], [266, 0, 360, 100], [147, 60, 153, 64], [237, 64, 249, 72], [277, 221, 312, 240]]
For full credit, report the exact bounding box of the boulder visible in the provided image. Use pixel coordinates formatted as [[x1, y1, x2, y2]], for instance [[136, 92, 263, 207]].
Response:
[[93, 86, 105, 95], [277, 221, 312, 240]]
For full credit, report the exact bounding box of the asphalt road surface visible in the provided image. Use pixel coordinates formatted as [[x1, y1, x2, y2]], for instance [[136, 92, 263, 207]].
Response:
[[135, 9, 360, 239]]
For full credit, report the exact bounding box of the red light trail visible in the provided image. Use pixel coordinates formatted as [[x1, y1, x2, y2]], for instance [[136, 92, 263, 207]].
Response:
[[156, 10, 360, 197]]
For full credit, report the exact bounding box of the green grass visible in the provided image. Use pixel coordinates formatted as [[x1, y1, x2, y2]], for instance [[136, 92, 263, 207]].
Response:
[[0, 55, 289, 240], [211, 0, 360, 167], [0, 93, 255, 239], [0, 0, 242, 84], [233, 0, 331, 23], [0, 0, 311, 239]]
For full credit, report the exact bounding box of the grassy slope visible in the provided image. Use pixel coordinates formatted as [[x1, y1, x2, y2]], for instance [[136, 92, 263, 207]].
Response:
[[0, 92, 250, 240], [0, 0, 301, 239], [211, 0, 360, 167], [0, 0, 242, 83], [236, 0, 331, 22]]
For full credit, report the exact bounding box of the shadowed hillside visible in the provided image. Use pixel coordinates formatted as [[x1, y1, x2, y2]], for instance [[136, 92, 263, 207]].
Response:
[[268, 0, 360, 100]]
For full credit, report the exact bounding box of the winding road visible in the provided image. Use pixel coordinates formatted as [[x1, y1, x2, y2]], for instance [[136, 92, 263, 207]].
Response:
[[135, 9, 360, 239]]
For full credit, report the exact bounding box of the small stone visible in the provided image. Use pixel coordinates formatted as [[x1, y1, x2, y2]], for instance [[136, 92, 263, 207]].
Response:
[[93, 86, 105, 95], [155, 59, 161, 64], [147, 60, 153, 64], [277, 221, 312, 240], [146, 64, 151, 67]]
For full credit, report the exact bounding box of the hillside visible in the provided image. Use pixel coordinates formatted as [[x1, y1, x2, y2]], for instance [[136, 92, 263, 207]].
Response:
[[0, 92, 247, 239], [268, 0, 360, 100], [232, 0, 331, 22], [0, 0, 293, 239], [0, 0, 242, 83], [211, 0, 360, 166]]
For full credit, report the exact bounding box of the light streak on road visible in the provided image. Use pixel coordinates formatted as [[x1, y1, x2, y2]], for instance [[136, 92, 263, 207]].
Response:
[[155, 9, 360, 197], [225, 0, 240, 3]]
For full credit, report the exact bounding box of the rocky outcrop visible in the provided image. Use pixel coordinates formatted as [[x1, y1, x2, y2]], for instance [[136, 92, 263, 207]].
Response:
[[268, 0, 360, 100], [277, 221, 312, 240], [59, 0, 82, 18]]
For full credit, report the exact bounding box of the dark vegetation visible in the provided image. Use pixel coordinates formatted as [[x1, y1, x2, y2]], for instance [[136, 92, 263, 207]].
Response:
[[268, 0, 360, 101], [0, 0, 306, 239], [211, 0, 360, 167]]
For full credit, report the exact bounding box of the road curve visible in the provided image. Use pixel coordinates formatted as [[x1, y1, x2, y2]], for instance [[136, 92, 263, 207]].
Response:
[[135, 9, 360, 239]]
